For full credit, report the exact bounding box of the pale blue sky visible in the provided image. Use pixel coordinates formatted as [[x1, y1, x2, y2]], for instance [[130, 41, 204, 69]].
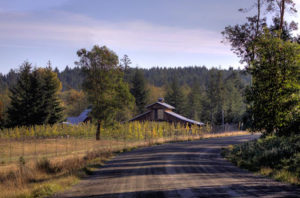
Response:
[[0, 0, 299, 73]]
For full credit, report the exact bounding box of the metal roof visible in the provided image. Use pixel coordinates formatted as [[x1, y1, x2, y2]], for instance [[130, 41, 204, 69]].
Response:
[[165, 111, 204, 126], [66, 109, 92, 124], [146, 102, 175, 110]]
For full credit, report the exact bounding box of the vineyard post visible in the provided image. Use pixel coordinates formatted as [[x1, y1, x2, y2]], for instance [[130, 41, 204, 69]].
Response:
[[35, 136, 37, 161], [9, 139, 12, 163], [22, 131, 25, 158], [55, 137, 58, 157]]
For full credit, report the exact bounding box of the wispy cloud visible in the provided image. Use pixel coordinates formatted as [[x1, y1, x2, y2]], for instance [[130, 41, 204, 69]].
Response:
[[0, 11, 232, 55]]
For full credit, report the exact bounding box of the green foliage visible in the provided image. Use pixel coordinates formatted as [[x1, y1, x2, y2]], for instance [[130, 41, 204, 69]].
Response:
[[0, 100, 3, 128], [223, 135, 300, 182], [0, 64, 248, 127], [186, 82, 202, 121], [7, 62, 64, 127], [246, 30, 300, 136], [0, 121, 208, 141], [77, 45, 135, 125], [207, 69, 225, 125], [165, 78, 186, 115], [60, 89, 89, 117], [130, 69, 149, 114]]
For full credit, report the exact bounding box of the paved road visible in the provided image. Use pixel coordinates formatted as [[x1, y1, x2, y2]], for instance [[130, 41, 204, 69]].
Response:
[[57, 135, 300, 198]]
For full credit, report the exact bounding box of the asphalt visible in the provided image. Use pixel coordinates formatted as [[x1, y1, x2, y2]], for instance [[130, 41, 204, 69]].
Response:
[[55, 135, 300, 198]]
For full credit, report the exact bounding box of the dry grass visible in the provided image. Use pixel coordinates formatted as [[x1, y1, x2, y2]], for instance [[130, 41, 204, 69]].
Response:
[[0, 130, 250, 198]]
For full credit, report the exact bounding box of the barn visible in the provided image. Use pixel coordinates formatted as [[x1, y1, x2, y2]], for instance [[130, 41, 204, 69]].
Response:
[[66, 109, 92, 125], [129, 98, 204, 126]]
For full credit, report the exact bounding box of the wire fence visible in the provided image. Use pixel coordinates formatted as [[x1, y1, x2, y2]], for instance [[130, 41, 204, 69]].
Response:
[[0, 122, 243, 167], [0, 122, 211, 166]]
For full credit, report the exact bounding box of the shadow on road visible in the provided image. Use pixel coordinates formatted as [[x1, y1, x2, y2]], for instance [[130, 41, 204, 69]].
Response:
[[57, 135, 300, 198]]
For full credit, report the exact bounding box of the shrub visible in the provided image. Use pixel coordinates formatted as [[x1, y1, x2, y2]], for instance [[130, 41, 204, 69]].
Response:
[[223, 135, 300, 184]]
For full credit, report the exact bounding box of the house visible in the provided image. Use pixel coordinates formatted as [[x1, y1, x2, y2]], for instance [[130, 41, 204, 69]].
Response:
[[129, 98, 204, 126], [66, 109, 92, 125]]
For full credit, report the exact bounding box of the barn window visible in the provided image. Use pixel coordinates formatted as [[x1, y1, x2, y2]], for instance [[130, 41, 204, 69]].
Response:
[[157, 109, 164, 120]]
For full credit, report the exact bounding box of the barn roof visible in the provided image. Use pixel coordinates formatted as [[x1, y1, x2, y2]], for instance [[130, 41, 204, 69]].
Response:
[[66, 109, 92, 124], [129, 110, 151, 121], [165, 111, 204, 126], [146, 102, 175, 110]]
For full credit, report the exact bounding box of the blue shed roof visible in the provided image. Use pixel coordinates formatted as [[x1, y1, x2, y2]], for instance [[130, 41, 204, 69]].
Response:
[[66, 109, 92, 124]]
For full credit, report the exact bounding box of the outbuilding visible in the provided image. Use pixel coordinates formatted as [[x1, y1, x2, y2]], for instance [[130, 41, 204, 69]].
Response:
[[129, 98, 204, 126]]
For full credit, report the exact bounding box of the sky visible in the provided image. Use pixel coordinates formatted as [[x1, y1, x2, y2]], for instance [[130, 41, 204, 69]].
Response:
[[0, 0, 299, 74]]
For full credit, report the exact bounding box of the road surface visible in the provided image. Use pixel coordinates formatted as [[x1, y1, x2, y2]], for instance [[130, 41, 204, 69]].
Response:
[[56, 135, 300, 197]]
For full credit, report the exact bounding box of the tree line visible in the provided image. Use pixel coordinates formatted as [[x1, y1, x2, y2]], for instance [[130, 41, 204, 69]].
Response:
[[0, 0, 298, 139], [223, 0, 299, 136], [0, 61, 248, 129]]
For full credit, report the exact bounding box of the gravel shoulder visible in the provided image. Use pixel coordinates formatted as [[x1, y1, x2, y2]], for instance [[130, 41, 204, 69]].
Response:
[[56, 134, 300, 198]]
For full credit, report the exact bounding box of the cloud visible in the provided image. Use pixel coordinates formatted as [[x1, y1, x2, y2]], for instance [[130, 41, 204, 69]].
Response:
[[0, 11, 232, 56]]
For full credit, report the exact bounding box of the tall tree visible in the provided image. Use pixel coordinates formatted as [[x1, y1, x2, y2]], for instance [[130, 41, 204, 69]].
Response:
[[187, 81, 202, 121], [120, 54, 132, 71], [0, 100, 3, 128], [7, 62, 64, 127], [130, 69, 149, 114], [165, 78, 186, 115], [38, 66, 64, 124], [222, 0, 266, 66], [77, 45, 134, 140], [207, 69, 225, 125], [246, 30, 300, 136], [223, 71, 245, 123], [266, 0, 297, 32]]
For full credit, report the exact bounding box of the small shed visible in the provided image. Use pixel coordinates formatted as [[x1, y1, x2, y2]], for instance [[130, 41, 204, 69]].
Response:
[[129, 98, 204, 126], [66, 109, 92, 125]]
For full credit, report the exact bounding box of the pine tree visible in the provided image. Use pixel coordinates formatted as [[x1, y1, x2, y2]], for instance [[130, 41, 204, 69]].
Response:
[[207, 69, 225, 125], [165, 78, 186, 115], [0, 100, 3, 128], [38, 66, 64, 124], [7, 62, 64, 127], [130, 69, 149, 113], [187, 81, 202, 121], [7, 63, 35, 127]]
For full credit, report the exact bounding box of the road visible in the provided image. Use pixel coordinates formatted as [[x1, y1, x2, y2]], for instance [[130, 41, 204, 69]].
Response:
[[56, 135, 300, 198]]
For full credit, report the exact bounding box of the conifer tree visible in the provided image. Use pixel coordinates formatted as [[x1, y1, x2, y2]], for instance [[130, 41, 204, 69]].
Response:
[[130, 69, 149, 113], [7, 62, 64, 127], [165, 78, 186, 115], [187, 81, 202, 121], [38, 66, 64, 124]]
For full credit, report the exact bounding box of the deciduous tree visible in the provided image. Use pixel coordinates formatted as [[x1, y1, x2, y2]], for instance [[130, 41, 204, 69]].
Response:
[[77, 45, 134, 140], [246, 30, 300, 136]]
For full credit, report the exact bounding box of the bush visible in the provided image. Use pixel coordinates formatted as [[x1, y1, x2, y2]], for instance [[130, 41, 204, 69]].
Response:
[[223, 135, 300, 183]]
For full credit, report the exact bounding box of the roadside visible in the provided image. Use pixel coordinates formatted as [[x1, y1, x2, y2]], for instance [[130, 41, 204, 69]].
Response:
[[56, 134, 300, 198], [0, 131, 249, 198], [222, 134, 300, 186]]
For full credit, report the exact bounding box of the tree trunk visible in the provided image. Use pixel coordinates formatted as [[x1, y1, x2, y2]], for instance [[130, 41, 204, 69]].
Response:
[[256, 0, 261, 36], [280, 0, 285, 32], [96, 120, 101, 140]]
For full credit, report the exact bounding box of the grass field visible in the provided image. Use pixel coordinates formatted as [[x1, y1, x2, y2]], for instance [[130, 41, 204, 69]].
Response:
[[0, 121, 248, 198]]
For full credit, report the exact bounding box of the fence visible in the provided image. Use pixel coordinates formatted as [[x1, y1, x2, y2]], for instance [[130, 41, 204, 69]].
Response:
[[0, 122, 212, 166]]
